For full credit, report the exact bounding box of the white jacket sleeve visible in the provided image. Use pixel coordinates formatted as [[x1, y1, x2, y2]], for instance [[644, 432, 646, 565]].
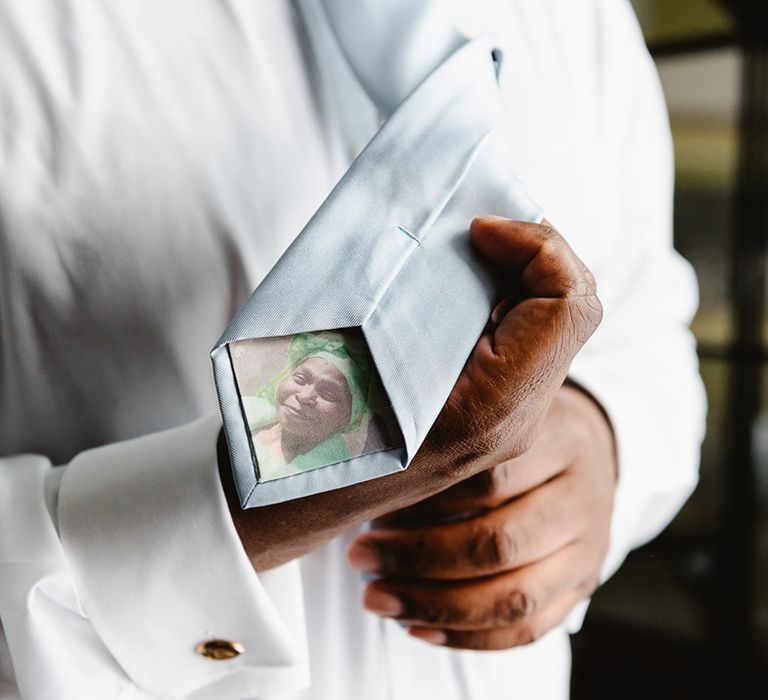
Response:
[[563, 1, 707, 628], [0, 416, 309, 699]]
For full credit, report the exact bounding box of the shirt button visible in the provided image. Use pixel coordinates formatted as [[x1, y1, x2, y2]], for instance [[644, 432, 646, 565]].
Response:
[[196, 639, 245, 660]]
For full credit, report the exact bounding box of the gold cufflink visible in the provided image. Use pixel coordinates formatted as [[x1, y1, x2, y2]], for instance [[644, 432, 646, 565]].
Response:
[[196, 639, 245, 660]]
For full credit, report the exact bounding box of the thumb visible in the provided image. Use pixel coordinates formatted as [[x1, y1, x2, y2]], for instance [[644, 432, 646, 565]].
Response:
[[470, 216, 598, 303], [469, 216, 602, 350], [432, 218, 602, 460]]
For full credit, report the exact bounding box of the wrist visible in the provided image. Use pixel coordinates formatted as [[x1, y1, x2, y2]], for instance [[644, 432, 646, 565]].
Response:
[[560, 379, 618, 482]]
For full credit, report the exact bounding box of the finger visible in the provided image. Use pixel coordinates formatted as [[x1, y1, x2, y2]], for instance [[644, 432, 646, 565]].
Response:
[[470, 218, 597, 301], [376, 407, 575, 527], [407, 587, 587, 650], [373, 457, 557, 528], [472, 218, 602, 356], [376, 383, 599, 528], [364, 541, 593, 631], [431, 219, 602, 463], [349, 473, 587, 578]]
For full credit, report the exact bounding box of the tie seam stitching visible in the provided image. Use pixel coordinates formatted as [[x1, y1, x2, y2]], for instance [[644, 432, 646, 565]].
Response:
[[397, 225, 422, 246]]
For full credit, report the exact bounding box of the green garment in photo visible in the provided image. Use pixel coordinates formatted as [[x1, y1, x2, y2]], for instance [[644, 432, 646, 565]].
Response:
[[244, 331, 377, 480]]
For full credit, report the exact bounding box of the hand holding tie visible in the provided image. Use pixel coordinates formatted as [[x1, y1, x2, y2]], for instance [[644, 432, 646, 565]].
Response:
[[221, 216, 605, 579], [348, 216, 615, 650]]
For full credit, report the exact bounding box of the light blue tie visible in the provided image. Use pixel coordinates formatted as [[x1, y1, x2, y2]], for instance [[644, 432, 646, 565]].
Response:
[[212, 0, 544, 507]]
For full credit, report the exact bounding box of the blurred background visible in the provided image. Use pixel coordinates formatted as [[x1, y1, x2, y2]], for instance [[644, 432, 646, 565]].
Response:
[[571, 1, 768, 697]]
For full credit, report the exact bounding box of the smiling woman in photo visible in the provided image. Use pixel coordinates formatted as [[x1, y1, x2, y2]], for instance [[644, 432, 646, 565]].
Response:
[[241, 331, 375, 481]]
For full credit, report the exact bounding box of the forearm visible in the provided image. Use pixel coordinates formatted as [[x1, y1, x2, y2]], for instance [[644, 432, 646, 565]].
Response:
[[218, 427, 473, 571]]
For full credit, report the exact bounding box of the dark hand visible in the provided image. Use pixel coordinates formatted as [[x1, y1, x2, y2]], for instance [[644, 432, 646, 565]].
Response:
[[348, 383, 616, 650], [220, 217, 603, 573]]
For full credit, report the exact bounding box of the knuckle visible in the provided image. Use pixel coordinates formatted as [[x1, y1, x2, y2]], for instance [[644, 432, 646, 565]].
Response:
[[566, 291, 603, 343], [471, 524, 517, 570], [565, 261, 598, 298], [538, 235, 564, 267], [512, 588, 537, 617], [582, 266, 598, 294], [493, 588, 536, 624]]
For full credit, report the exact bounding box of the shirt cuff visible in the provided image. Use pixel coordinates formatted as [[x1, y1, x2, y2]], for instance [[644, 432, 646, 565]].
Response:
[[58, 415, 309, 698]]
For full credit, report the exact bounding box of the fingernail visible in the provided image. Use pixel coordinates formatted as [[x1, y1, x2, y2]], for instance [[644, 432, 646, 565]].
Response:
[[347, 541, 381, 572], [408, 627, 447, 645], [364, 589, 404, 617]]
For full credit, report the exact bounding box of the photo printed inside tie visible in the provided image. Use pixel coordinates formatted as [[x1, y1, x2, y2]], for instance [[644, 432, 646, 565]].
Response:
[[228, 328, 403, 482]]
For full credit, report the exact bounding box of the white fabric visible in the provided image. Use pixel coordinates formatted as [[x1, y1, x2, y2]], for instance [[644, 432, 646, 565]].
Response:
[[318, 0, 464, 117], [0, 1, 705, 699]]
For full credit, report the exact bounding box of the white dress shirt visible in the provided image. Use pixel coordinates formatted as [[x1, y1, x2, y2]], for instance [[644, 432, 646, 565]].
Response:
[[0, 1, 706, 699]]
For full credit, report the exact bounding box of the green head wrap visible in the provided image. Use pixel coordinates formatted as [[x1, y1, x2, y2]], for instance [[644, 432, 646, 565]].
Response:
[[254, 331, 374, 434]]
